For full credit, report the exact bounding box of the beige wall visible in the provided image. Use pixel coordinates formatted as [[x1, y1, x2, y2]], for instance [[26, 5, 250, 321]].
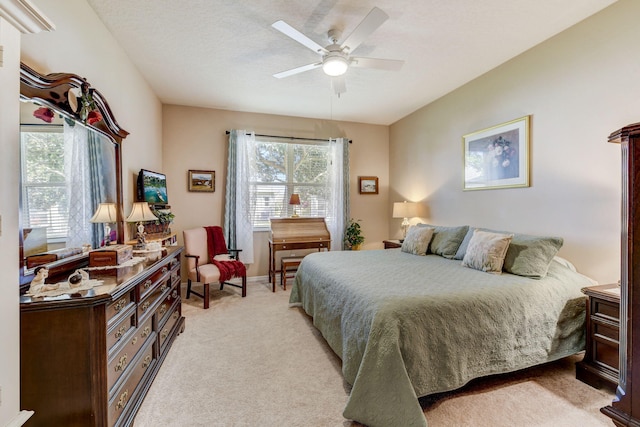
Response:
[[20, 0, 163, 241], [162, 105, 389, 277], [390, 0, 640, 284]]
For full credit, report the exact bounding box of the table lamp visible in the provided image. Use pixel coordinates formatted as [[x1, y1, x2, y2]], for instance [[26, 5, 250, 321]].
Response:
[[289, 193, 301, 218], [90, 203, 117, 246], [392, 201, 418, 241], [126, 202, 158, 249]]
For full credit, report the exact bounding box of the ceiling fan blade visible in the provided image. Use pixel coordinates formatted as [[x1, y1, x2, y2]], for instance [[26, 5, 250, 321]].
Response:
[[350, 57, 404, 71], [331, 75, 346, 95], [273, 62, 322, 79], [341, 7, 388, 53], [272, 20, 327, 54]]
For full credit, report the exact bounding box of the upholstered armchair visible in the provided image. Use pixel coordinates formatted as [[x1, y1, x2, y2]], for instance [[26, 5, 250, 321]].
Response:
[[183, 226, 247, 309]]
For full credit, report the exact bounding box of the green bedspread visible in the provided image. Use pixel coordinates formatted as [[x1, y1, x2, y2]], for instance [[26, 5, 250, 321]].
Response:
[[289, 249, 591, 427]]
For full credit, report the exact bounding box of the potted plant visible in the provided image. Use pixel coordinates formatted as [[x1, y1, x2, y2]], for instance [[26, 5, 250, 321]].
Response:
[[344, 218, 365, 250], [152, 208, 175, 235]]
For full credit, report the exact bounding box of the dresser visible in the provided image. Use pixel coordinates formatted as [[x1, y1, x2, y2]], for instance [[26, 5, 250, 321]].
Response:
[[576, 283, 620, 390], [20, 246, 184, 427]]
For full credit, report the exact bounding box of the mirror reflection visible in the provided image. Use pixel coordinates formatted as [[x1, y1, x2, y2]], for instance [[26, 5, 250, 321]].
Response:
[[20, 100, 117, 273]]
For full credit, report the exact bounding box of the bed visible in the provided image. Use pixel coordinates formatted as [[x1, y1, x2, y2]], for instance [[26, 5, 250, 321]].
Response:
[[289, 226, 595, 427]]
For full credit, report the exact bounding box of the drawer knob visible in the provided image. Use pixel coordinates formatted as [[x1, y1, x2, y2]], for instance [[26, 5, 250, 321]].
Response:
[[115, 353, 128, 372], [162, 266, 168, 274], [143, 279, 152, 290], [142, 355, 152, 369], [116, 389, 128, 411], [161, 329, 169, 340], [114, 325, 127, 340], [131, 336, 138, 346], [141, 301, 151, 312], [114, 298, 127, 312], [141, 326, 151, 338], [159, 305, 167, 317]]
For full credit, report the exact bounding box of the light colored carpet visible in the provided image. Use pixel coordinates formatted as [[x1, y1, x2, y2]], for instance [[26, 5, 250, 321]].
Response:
[[134, 279, 614, 427]]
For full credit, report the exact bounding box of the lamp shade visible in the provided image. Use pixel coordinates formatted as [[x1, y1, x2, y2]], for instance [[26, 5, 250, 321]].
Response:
[[322, 55, 349, 76], [289, 194, 301, 205], [393, 201, 418, 218], [126, 202, 158, 223], [90, 203, 117, 223]]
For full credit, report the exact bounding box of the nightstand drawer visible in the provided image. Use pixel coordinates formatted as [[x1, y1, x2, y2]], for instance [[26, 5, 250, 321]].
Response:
[[593, 320, 619, 342], [594, 338, 619, 371], [593, 299, 619, 322]]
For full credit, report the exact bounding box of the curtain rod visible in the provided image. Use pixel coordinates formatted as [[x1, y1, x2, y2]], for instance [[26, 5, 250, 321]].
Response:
[[225, 130, 352, 143]]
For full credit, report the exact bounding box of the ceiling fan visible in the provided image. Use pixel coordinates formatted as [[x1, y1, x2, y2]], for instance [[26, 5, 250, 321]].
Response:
[[271, 7, 404, 95]]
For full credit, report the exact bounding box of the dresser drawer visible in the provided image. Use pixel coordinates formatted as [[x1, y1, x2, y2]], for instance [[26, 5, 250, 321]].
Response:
[[108, 339, 156, 427], [157, 287, 180, 324], [106, 308, 136, 352], [159, 302, 181, 350], [137, 265, 170, 301], [106, 290, 135, 327], [107, 315, 153, 393]]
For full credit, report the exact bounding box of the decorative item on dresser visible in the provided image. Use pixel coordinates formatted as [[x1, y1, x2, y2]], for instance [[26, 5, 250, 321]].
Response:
[[20, 246, 184, 427], [576, 283, 620, 390], [601, 121, 640, 426]]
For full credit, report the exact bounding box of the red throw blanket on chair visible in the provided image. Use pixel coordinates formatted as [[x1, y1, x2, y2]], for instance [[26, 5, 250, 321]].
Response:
[[204, 226, 246, 283]]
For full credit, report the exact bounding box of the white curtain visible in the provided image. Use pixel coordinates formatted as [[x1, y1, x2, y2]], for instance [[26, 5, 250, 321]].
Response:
[[328, 138, 349, 250], [64, 122, 93, 248], [225, 130, 255, 264]]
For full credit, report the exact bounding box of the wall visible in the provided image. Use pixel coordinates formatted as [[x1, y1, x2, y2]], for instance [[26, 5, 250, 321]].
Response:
[[389, 0, 639, 284], [0, 12, 23, 426], [162, 105, 389, 277], [20, 0, 163, 234]]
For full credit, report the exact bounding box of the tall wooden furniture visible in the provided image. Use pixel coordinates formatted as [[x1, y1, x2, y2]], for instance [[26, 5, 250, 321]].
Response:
[[20, 247, 184, 427], [576, 283, 620, 390], [268, 218, 331, 285], [601, 122, 640, 426]]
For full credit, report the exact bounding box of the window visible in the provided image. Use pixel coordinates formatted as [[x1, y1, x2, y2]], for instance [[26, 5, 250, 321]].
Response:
[[21, 126, 69, 241], [251, 138, 332, 228]]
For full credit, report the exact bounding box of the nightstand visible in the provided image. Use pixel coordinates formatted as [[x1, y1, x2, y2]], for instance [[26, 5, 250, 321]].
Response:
[[383, 240, 402, 249], [576, 283, 620, 390]]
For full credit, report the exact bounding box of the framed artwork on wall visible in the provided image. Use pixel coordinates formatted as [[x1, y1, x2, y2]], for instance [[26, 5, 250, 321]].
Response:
[[463, 115, 530, 191], [188, 170, 215, 192], [358, 176, 379, 194]]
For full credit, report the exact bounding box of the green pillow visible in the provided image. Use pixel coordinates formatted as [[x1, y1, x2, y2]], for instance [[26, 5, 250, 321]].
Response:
[[454, 227, 563, 278], [417, 224, 469, 259]]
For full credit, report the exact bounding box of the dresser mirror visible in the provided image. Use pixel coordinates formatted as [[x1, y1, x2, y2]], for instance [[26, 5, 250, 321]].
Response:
[[19, 63, 129, 286]]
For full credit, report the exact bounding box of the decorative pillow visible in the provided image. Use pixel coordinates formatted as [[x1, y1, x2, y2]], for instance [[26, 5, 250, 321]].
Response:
[[455, 228, 564, 279], [401, 226, 434, 256], [418, 224, 469, 259], [461, 230, 513, 274], [503, 234, 563, 278]]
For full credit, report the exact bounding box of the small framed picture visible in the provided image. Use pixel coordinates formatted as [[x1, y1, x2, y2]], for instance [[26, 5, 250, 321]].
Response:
[[358, 176, 379, 194], [188, 170, 215, 192]]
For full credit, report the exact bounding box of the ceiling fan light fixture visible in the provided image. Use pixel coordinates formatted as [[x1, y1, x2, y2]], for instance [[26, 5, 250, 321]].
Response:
[[322, 56, 348, 76]]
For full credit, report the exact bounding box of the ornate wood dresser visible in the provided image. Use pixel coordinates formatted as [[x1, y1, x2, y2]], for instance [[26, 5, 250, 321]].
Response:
[[268, 217, 331, 284], [20, 246, 184, 427]]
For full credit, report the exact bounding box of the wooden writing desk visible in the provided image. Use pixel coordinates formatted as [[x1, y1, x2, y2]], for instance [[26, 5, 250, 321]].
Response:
[[268, 217, 331, 285]]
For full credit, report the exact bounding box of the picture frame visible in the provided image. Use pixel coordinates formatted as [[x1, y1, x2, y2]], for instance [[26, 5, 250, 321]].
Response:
[[358, 176, 379, 194], [188, 169, 215, 192], [463, 115, 530, 191]]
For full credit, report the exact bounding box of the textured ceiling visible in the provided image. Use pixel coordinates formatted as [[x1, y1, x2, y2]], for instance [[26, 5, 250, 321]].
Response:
[[86, 0, 616, 125]]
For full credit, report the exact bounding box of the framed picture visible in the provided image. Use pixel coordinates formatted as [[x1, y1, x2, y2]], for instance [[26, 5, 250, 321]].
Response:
[[188, 170, 215, 192], [358, 176, 379, 194], [463, 115, 530, 191]]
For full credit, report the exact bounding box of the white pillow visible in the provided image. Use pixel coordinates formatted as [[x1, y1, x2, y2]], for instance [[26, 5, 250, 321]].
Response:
[[401, 226, 434, 256], [461, 230, 513, 274]]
